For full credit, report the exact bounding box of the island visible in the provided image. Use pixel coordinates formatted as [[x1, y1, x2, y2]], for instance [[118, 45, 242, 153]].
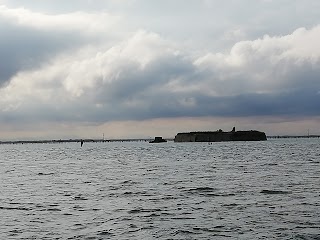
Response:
[[174, 127, 267, 142]]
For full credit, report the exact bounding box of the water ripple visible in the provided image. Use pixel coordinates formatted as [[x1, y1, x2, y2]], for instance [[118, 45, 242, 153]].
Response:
[[1, 139, 319, 239]]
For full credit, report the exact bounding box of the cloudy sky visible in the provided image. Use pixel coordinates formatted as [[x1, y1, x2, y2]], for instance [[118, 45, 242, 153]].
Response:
[[1, 0, 320, 140]]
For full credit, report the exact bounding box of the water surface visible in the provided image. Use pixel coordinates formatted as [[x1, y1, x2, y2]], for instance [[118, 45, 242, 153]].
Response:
[[1, 139, 319, 239]]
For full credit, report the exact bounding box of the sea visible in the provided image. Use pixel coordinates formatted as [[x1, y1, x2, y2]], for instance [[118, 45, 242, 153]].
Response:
[[0, 138, 319, 239]]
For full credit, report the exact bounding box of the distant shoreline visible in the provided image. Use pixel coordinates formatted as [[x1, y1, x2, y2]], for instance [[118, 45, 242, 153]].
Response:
[[0, 135, 319, 145]]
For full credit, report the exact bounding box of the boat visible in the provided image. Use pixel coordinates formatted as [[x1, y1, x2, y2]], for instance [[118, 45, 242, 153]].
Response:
[[149, 137, 167, 143]]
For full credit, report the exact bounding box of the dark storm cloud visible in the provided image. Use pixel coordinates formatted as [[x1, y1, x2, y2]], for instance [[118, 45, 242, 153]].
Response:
[[133, 90, 320, 120], [95, 55, 195, 102], [2, 86, 319, 125], [0, 4, 121, 85], [0, 22, 89, 85], [201, 89, 320, 117], [58, 87, 320, 123]]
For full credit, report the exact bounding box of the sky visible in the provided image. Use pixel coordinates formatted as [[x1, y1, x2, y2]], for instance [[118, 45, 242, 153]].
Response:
[[0, 0, 320, 140]]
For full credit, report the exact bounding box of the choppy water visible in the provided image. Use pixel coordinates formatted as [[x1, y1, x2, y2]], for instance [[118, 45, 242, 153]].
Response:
[[0, 139, 319, 239]]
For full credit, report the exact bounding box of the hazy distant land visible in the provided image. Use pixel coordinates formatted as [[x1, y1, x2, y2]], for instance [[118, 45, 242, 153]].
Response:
[[0, 135, 319, 145]]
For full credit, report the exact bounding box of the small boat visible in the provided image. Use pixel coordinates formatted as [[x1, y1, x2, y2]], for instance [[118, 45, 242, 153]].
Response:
[[149, 137, 167, 143]]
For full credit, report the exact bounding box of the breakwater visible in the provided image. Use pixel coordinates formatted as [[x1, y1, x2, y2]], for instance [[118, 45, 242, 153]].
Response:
[[0, 139, 151, 145], [268, 135, 320, 139]]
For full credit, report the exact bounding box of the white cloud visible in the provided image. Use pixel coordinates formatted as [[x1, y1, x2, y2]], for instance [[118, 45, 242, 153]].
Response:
[[0, 5, 121, 34], [0, 29, 181, 109], [2, 25, 320, 118], [194, 25, 320, 95], [0, 3, 320, 139]]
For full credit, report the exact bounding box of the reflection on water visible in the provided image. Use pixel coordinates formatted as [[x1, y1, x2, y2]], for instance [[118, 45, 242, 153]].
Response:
[[0, 139, 319, 239]]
